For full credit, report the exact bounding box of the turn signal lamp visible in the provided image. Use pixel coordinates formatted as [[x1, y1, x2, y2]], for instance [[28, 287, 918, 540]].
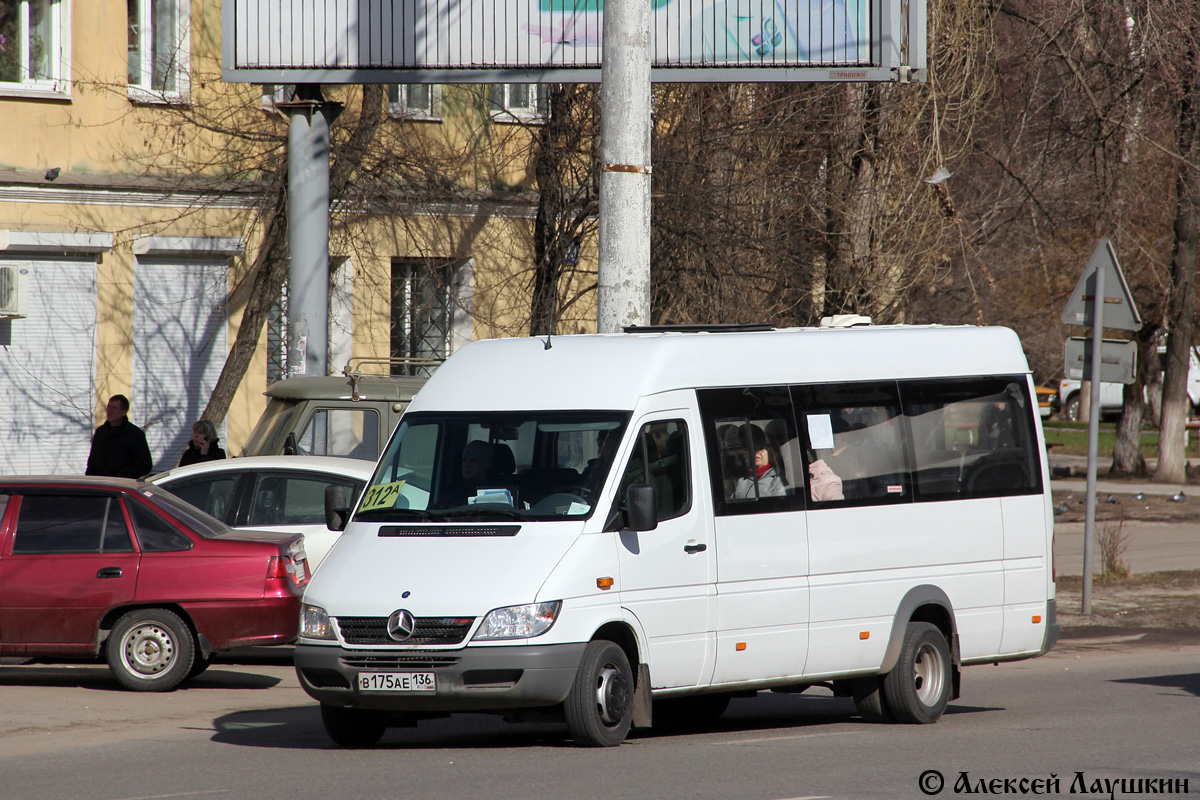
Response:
[[597, 577, 614, 590], [859, 631, 870, 640]]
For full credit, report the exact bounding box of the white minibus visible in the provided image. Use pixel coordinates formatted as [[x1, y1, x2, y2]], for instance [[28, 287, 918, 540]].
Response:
[[295, 324, 1058, 747]]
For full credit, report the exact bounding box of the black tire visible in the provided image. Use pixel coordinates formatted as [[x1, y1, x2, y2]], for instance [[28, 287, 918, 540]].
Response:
[[851, 677, 894, 723], [1063, 394, 1080, 422], [187, 653, 214, 680], [883, 622, 952, 724], [564, 640, 635, 747], [320, 703, 387, 747], [653, 693, 731, 727], [106, 609, 195, 692]]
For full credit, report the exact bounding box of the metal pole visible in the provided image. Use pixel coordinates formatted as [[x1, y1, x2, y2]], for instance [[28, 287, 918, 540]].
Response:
[[283, 87, 341, 377], [1081, 264, 1105, 614], [597, 0, 652, 333]]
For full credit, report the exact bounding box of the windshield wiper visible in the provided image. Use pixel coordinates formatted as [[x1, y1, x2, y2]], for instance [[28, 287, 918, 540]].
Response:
[[355, 507, 446, 522], [438, 507, 529, 521]]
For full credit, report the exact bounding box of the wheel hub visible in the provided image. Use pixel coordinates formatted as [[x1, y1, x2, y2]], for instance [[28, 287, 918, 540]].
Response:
[[912, 641, 945, 706], [124, 624, 176, 676], [595, 664, 632, 725]]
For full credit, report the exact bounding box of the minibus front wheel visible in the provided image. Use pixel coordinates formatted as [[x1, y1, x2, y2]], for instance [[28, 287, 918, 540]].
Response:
[[564, 640, 635, 746], [883, 622, 952, 724]]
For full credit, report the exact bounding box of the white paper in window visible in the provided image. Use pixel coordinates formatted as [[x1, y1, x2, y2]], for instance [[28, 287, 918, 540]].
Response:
[[807, 414, 835, 450]]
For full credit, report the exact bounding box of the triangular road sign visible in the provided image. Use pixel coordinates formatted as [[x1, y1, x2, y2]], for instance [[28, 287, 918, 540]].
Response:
[[1061, 238, 1142, 331]]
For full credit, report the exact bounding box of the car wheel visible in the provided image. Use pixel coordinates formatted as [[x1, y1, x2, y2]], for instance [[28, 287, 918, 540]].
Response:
[[320, 703, 387, 747], [653, 693, 731, 726], [1063, 394, 1080, 422], [106, 609, 195, 692], [851, 676, 894, 723], [564, 640, 635, 747], [883, 622, 952, 724]]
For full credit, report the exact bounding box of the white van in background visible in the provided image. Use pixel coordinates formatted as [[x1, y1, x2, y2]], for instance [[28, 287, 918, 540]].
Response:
[[294, 324, 1057, 747], [1056, 345, 1200, 421]]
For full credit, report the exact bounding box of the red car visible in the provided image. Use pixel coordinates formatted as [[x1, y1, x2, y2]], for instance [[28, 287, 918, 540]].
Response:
[[0, 477, 308, 692]]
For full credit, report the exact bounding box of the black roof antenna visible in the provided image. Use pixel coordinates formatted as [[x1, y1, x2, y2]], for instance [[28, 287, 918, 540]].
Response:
[[543, 329, 552, 350]]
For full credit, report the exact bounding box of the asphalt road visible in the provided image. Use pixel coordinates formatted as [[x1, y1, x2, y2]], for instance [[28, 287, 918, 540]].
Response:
[[0, 632, 1196, 800]]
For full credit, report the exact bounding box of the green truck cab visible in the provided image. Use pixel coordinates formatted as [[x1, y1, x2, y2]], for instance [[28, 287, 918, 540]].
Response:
[[240, 361, 433, 462]]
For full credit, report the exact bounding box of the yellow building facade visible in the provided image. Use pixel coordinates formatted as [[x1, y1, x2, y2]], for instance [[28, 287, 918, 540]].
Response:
[[0, 0, 596, 474]]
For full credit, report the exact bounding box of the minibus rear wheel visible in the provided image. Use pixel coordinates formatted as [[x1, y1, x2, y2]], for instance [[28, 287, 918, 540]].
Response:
[[883, 622, 952, 724], [564, 640, 634, 747], [321, 703, 387, 747]]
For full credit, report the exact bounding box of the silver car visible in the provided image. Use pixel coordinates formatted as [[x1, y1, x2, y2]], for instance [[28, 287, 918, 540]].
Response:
[[149, 456, 374, 570]]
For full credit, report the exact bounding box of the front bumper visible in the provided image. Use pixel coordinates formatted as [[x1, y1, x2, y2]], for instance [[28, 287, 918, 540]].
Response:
[[294, 641, 587, 712]]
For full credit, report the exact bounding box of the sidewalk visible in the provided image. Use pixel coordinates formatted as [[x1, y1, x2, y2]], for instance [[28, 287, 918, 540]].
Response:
[[1050, 474, 1200, 576]]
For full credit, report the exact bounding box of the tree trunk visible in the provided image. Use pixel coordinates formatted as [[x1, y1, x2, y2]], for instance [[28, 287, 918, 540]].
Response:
[[202, 177, 290, 429], [1110, 326, 1157, 476], [1155, 35, 1200, 483]]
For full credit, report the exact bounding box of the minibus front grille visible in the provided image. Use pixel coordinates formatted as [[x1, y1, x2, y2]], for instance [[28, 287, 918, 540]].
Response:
[[378, 525, 521, 537], [340, 654, 461, 670], [336, 616, 475, 645]]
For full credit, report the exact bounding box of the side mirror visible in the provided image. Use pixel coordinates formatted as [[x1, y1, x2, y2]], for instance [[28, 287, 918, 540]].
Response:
[[324, 484, 351, 531], [625, 483, 658, 532], [283, 432, 298, 456]]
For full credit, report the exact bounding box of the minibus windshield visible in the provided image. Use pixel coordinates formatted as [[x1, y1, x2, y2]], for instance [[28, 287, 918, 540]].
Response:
[[356, 411, 630, 522]]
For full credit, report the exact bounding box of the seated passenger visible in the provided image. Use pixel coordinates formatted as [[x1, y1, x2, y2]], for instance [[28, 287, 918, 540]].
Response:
[[808, 457, 844, 501], [732, 426, 785, 500], [444, 440, 493, 505]]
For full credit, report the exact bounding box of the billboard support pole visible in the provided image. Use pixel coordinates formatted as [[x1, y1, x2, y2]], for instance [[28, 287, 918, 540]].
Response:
[[280, 87, 341, 377], [597, 0, 652, 332]]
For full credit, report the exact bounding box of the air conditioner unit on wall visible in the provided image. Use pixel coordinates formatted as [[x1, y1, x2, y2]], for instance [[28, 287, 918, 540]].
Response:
[[0, 265, 27, 319]]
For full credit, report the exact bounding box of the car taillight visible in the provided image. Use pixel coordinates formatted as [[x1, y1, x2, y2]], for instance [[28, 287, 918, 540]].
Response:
[[267, 555, 308, 587]]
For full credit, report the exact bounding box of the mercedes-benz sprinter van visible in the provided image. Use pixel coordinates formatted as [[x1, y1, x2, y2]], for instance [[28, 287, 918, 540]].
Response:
[[294, 324, 1058, 747]]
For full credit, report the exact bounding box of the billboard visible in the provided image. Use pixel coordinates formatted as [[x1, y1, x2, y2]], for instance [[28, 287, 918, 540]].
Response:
[[224, 0, 924, 83]]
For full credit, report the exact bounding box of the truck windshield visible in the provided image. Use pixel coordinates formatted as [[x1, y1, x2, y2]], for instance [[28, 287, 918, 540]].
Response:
[[240, 399, 300, 457], [356, 411, 629, 522]]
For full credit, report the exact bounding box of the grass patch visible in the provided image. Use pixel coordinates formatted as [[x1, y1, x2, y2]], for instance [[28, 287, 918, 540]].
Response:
[[1042, 420, 1161, 458], [1055, 570, 1200, 590]]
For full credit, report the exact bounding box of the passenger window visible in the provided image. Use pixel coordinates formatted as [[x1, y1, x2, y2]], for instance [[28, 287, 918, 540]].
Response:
[[128, 502, 194, 552], [298, 408, 380, 460], [902, 378, 1041, 500], [12, 495, 128, 554], [165, 475, 240, 522], [698, 386, 801, 515], [795, 383, 910, 507], [250, 473, 363, 527], [617, 420, 690, 521]]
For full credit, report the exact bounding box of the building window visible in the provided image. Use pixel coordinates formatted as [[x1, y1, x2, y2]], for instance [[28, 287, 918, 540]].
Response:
[[388, 84, 442, 120], [391, 258, 455, 377], [127, 0, 189, 100], [0, 0, 66, 93], [487, 83, 548, 123]]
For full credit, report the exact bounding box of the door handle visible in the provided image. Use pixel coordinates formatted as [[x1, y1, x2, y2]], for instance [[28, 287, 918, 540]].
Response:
[[97, 567, 123, 579], [683, 542, 707, 554]]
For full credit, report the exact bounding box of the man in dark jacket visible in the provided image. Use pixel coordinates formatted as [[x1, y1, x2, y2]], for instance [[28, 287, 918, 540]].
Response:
[[85, 394, 153, 479]]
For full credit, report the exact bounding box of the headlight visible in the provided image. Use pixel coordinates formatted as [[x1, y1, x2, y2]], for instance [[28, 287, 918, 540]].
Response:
[[301, 603, 336, 640], [473, 601, 562, 640]]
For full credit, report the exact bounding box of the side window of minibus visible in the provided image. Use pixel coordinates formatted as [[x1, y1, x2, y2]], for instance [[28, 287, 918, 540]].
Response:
[[901, 377, 1042, 500], [795, 382, 910, 507], [617, 420, 690, 521], [696, 386, 801, 515]]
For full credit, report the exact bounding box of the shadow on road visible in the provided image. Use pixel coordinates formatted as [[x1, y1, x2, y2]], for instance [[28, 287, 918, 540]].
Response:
[[208, 691, 1003, 751], [0, 661, 283, 691], [1112, 672, 1200, 697]]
